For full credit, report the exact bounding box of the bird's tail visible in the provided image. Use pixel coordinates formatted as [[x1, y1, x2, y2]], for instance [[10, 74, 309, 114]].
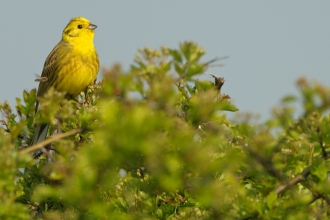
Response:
[[32, 123, 50, 158]]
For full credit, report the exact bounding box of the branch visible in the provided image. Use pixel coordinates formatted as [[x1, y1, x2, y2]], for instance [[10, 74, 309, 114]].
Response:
[[317, 127, 328, 159], [244, 146, 287, 182], [204, 56, 228, 66], [19, 128, 83, 155], [274, 166, 311, 195], [308, 189, 330, 206], [274, 153, 330, 195]]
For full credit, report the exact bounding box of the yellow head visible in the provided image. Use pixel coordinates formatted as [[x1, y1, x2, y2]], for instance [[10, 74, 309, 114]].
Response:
[[62, 17, 97, 43]]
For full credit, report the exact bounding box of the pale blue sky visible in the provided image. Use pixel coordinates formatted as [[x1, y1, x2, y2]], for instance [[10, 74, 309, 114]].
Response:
[[1, 1, 329, 120]]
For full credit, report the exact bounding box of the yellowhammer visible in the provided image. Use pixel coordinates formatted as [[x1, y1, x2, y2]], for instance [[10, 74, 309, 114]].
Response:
[[32, 17, 99, 148]]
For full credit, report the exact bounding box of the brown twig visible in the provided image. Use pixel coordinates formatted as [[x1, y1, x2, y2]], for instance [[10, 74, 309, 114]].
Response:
[[19, 128, 83, 155], [245, 146, 287, 182], [274, 166, 311, 195], [308, 189, 330, 206], [204, 56, 229, 66], [274, 153, 330, 195]]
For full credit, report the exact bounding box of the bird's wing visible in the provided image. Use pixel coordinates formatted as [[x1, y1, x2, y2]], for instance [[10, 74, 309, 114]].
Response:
[[37, 41, 65, 97]]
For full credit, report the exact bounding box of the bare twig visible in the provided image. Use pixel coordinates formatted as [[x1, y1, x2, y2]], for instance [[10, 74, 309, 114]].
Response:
[[204, 56, 229, 66], [19, 128, 83, 155]]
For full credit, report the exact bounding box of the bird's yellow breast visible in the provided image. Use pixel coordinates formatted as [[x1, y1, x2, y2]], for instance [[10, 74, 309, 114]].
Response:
[[54, 43, 99, 96]]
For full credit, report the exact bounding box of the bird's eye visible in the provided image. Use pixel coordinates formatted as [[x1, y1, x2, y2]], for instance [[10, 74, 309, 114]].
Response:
[[77, 25, 82, 29]]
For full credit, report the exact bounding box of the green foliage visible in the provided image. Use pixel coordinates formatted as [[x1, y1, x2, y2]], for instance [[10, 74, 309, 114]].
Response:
[[1, 41, 330, 219]]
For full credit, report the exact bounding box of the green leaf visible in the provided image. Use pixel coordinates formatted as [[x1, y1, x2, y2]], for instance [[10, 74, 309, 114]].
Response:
[[168, 49, 182, 63], [281, 95, 297, 103], [266, 192, 277, 209], [310, 159, 327, 182], [218, 99, 239, 112]]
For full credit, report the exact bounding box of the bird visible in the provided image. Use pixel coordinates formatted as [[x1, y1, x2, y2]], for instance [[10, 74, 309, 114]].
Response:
[[32, 17, 99, 154]]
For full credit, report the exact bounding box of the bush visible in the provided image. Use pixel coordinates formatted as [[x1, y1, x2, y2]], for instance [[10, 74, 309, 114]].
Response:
[[1, 42, 330, 219]]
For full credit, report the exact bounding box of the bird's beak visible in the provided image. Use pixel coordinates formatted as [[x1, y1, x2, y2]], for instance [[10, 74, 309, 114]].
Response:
[[88, 24, 97, 30]]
